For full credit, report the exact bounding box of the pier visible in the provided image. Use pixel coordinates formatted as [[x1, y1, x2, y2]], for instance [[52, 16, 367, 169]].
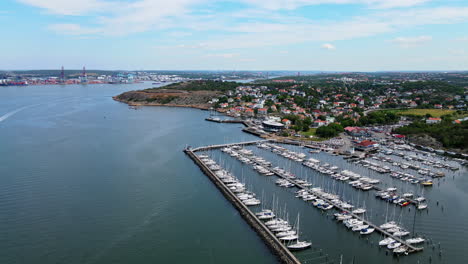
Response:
[[205, 117, 247, 125], [184, 147, 302, 264], [191, 139, 272, 152]]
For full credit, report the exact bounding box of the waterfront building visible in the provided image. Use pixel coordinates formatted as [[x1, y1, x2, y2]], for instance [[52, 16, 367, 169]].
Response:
[[262, 120, 285, 132], [354, 140, 378, 151]]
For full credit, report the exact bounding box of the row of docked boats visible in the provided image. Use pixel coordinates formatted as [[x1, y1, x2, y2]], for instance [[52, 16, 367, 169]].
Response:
[[355, 156, 436, 187], [341, 217, 375, 235], [383, 144, 460, 170], [382, 143, 461, 171], [372, 153, 445, 178], [267, 143, 308, 162], [199, 151, 313, 252], [296, 189, 334, 210], [256, 208, 312, 251], [198, 154, 261, 206], [358, 159, 392, 173], [261, 144, 427, 212], [222, 147, 275, 175], [264, 143, 429, 211], [304, 160, 378, 191], [377, 220, 425, 254]]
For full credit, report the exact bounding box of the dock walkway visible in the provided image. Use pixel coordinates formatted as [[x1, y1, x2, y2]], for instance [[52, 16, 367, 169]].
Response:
[[191, 139, 272, 152]]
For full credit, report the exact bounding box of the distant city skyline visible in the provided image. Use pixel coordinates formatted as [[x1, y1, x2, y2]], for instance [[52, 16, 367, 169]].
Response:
[[1, 0, 468, 71]]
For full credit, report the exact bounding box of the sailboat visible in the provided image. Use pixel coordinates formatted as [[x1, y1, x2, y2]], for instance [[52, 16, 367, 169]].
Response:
[[287, 214, 312, 251]]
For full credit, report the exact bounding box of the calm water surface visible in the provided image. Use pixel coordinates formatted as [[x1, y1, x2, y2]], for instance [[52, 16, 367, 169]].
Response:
[[0, 83, 276, 264], [1, 83, 467, 264]]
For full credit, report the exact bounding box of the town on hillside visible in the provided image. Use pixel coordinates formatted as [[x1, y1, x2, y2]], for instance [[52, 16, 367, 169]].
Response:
[[202, 72, 468, 156]]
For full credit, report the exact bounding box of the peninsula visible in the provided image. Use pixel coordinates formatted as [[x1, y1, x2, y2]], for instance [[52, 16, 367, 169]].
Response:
[[113, 80, 239, 110]]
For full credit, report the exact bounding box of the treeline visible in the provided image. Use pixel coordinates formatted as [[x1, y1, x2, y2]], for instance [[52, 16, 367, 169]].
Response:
[[283, 115, 312, 132], [358, 111, 399, 126], [395, 120, 468, 149], [400, 81, 464, 95], [152, 80, 240, 92], [316, 123, 344, 138]]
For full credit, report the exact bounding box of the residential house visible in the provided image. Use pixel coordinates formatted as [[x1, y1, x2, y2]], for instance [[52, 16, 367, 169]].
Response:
[[426, 117, 441, 124]]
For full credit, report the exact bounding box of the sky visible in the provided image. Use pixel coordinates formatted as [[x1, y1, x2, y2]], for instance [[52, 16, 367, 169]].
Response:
[[0, 0, 468, 71]]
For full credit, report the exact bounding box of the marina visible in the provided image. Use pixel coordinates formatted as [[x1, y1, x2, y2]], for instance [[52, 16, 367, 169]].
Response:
[[186, 138, 467, 263]]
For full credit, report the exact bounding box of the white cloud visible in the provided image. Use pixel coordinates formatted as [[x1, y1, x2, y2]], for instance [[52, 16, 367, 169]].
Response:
[[186, 6, 468, 50], [322, 43, 336, 50], [206, 53, 240, 58], [240, 0, 430, 10], [169, 31, 193, 37], [391, 35, 432, 48], [17, 0, 110, 15], [18, 0, 432, 17], [48, 23, 101, 35], [17, 0, 468, 54]]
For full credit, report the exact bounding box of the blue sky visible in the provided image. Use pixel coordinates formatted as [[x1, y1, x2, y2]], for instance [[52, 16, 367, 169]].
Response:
[[1, 0, 468, 71]]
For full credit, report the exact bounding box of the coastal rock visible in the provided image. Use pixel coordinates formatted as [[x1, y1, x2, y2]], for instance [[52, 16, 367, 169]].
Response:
[[408, 134, 443, 149]]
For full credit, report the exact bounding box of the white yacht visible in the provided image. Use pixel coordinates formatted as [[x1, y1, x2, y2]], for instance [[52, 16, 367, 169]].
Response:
[[406, 237, 425, 244], [380, 221, 398, 230], [393, 246, 408, 254], [352, 208, 366, 214], [393, 230, 410, 237], [276, 230, 296, 238], [287, 241, 312, 251], [279, 234, 299, 241], [360, 228, 375, 235], [379, 237, 395, 246], [352, 224, 369, 232], [387, 242, 402, 249], [417, 203, 428, 210], [243, 198, 261, 206]]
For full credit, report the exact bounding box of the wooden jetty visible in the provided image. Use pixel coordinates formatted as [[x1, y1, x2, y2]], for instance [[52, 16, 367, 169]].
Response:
[[184, 148, 302, 264]]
